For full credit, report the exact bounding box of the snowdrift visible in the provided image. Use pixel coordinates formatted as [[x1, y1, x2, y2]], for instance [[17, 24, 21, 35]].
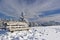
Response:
[[0, 26, 60, 40]]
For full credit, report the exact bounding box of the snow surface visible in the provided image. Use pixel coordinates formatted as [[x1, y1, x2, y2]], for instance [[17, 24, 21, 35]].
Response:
[[0, 26, 60, 40]]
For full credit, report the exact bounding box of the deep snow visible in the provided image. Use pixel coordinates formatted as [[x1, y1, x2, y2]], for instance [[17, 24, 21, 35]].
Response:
[[0, 26, 60, 40]]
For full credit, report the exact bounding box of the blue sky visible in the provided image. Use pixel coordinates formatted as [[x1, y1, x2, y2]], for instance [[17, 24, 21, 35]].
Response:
[[39, 9, 60, 17], [0, 0, 60, 22]]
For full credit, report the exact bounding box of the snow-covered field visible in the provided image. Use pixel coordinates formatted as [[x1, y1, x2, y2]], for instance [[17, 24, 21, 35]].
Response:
[[0, 26, 60, 40]]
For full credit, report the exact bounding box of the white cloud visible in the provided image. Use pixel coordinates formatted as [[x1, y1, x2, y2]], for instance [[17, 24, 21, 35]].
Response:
[[37, 14, 60, 22], [0, 0, 60, 22]]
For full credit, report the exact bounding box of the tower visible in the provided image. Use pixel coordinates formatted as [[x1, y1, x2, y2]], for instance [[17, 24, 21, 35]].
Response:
[[21, 12, 24, 21]]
